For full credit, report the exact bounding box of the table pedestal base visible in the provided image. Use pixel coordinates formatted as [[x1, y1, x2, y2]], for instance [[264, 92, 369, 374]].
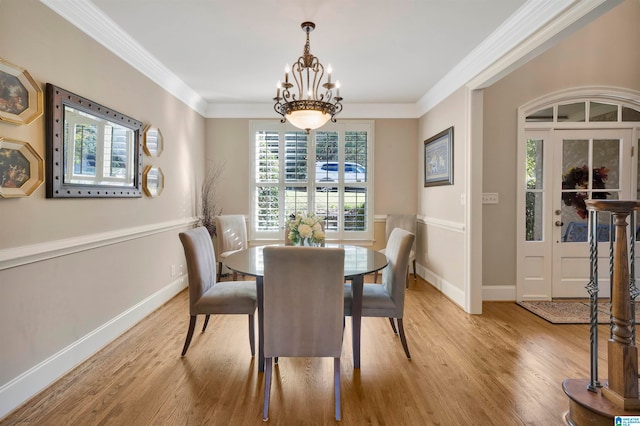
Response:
[[563, 379, 640, 425]]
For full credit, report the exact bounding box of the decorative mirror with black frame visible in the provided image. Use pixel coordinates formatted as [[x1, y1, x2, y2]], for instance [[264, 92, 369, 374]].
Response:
[[45, 83, 143, 198]]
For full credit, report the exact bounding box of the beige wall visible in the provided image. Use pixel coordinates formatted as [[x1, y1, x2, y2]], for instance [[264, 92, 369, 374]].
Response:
[[0, 0, 204, 412], [205, 118, 419, 246], [418, 87, 467, 301], [482, 0, 640, 289]]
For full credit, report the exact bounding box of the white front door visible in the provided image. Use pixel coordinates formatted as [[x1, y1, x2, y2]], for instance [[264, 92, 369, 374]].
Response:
[[517, 91, 640, 302], [551, 129, 632, 298]]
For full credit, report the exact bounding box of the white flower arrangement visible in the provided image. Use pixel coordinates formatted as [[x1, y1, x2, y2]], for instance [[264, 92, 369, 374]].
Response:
[[288, 212, 325, 246]]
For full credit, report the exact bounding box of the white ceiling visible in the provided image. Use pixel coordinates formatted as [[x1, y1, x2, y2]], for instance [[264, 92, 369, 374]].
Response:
[[41, 0, 619, 117]]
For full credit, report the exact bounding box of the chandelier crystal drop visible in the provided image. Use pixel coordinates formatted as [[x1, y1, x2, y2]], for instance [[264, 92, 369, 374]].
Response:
[[273, 22, 343, 133]]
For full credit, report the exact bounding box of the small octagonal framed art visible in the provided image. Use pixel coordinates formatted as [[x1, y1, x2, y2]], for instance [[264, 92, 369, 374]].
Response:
[[0, 58, 43, 125], [0, 137, 44, 197]]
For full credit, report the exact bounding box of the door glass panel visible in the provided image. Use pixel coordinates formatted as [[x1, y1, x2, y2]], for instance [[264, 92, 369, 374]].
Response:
[[622, 107, 640, 122], [526, 139, 543, 189], [526, 107, 553, 122], [590, 102, 618, 122], [561, 138, 620, 243], [526, 192, 543, 241], [525, 138, 543, 241], [559, 192, 615, 242], [593, 139, 619, 190], [558, 102, 585, 122], [561, 139, 589, 242], [562, 139, 589, 189]]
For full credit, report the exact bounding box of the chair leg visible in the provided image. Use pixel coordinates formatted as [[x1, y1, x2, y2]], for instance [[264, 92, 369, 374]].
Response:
[[248, 314, 255, 356], [263, 357, 273, 421], [232, 271, 238, 281], [388, 317, 398, 335], [201, 314, 211, 332], [217, 261, 222, 282], [396, 318, 411, 359], [374, 271, 379, 283], [181, 315, 197, 356], [334, 357, 341, 421], [412, 259, 416, 278]]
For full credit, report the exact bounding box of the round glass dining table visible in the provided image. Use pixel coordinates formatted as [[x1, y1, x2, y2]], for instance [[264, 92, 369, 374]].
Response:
[[224, 244, 388, 371]]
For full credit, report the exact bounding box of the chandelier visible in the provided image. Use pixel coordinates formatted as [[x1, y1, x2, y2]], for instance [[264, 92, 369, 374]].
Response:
[[273, 21, 343, 133]]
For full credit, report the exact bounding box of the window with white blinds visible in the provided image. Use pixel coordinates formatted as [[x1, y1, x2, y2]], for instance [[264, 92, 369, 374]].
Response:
[[250, 121, 374, 242]]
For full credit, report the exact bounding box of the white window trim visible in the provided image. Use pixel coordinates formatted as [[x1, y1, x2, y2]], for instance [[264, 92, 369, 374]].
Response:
[[249, 120, 374, 243]]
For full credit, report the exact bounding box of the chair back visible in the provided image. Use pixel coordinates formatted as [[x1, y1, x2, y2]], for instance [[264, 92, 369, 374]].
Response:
[[215, 215, 247, 252], [386, 214, 417, 253], [263, 246, 345, 358], [179, 227, 217, 314], [382, 228, 415, 316]]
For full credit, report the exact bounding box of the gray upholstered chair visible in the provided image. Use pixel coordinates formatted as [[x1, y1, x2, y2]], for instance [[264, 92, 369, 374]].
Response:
[[262, 246, 345, 421], [346, 228, 415, 359], [179, 226, 257, 357], [215, 215, 248, 281], [375, 214, 417, 287]]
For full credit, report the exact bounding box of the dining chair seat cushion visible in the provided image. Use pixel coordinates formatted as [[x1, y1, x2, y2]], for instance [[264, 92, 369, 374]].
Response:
[[343, 282, 397, 317], [219, 248, 243, 260], [379, 247, 415, 262], [194, 281, 257, 314]]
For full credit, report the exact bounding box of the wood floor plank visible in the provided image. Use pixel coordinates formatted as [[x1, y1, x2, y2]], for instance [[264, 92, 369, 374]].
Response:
[[1, 277, 608, 425]]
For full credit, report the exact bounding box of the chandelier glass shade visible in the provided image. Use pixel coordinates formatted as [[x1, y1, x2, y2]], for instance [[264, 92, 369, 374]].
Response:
[[273, 22, 343, 132]]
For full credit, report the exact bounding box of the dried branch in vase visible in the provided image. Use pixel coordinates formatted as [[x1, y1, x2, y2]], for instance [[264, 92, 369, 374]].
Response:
[[200, 161, 225, 237]]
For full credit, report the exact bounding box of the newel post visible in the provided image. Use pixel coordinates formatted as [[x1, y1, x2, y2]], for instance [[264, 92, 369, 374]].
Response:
[[563, 200, 640, 425]]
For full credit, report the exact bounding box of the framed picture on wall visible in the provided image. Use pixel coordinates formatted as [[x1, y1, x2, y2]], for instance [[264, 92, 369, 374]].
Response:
[[424, 126, 454, 187], [0, 59, 43, 125], [0, 137, 44, 197]]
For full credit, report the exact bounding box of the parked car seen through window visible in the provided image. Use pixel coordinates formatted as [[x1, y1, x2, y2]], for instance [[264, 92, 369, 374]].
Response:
[[316, 162, 366, 182]]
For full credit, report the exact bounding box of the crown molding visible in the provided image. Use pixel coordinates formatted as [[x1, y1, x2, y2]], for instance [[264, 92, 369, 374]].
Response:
[[41, 0, 619, 120], [206, 102, 420, 119], [416, 0, 619, 117], [40, 0, 209, 115]]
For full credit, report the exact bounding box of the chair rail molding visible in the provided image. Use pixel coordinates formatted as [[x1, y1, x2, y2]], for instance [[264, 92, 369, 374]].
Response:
[[0, 217, 199, 271], [419, 215, 465, 233]]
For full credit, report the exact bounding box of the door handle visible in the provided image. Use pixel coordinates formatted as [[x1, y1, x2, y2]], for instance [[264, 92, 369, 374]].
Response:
[[555, 221, 564, 227]]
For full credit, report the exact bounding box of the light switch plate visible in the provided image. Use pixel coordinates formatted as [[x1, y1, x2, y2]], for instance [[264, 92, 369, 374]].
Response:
[[482, 193, 499, 204]]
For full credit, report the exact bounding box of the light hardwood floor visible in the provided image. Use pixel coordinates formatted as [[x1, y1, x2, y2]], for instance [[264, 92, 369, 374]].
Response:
[[1, 276, 607, 425]]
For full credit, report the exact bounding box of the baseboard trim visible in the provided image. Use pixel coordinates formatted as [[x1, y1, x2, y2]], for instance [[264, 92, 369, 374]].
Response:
[[0, 277, 188, 419], [417, 264, 466, 310], [482, 285, 516, 301]]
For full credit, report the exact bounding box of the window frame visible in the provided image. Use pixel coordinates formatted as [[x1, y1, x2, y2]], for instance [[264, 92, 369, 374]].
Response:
[[249, 120, 374, 243]]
